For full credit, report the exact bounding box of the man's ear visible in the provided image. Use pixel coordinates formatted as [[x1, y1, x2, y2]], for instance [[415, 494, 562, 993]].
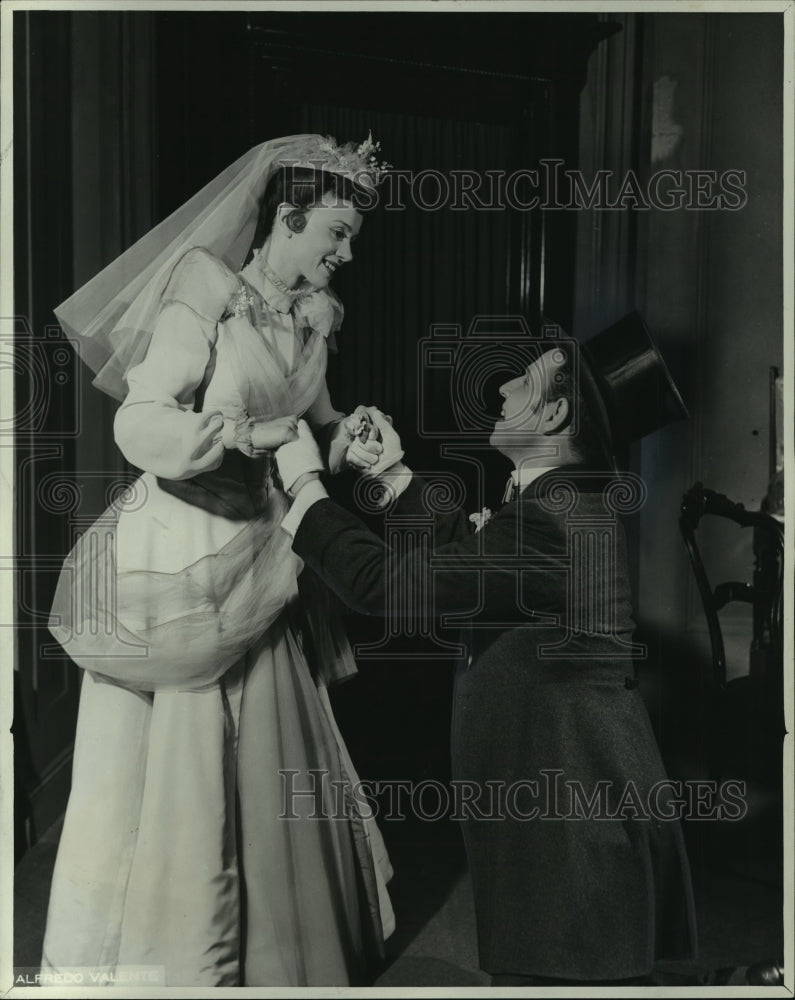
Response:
[[543, 396, 570, 434]]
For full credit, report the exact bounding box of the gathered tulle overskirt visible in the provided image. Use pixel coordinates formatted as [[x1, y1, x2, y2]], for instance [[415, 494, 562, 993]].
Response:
[[48, 474, 302, 692]]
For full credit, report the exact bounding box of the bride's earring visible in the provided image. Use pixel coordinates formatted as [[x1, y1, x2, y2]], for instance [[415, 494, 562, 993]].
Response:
[[286, 212, 307, 234]]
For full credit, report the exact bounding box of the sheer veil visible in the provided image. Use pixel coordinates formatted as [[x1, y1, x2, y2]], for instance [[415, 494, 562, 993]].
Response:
[[55, 135, 328, 400]]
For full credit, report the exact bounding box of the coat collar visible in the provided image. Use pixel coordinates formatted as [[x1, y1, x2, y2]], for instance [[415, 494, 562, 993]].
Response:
[[523, 464, 619, 500]]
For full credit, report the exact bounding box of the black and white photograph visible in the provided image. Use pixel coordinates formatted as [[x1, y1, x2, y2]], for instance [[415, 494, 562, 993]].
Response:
[[1, 1, 792, 994]]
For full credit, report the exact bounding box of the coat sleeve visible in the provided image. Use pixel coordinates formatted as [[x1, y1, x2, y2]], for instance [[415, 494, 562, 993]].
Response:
[[113, 248, 239, 479], [389, 475, 472, 547], [292, 494, 566, 620]]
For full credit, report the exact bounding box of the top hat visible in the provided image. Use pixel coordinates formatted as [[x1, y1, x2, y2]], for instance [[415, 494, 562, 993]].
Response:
[[578, 311, 689, 448]]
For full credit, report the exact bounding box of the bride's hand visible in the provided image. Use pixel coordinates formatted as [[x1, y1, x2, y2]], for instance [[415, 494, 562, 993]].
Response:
[[234, 416, 298, 458], [328, 405, 383, 473], [344, 407, 379, 444], [247, 416, 299, 453], [180, 410, 226, 476]]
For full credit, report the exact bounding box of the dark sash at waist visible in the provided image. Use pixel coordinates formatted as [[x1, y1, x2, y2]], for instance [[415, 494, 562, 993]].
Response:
[[157, 450, 274, 520]]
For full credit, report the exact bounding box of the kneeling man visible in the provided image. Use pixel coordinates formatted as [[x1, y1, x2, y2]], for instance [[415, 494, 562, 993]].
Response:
[[276, 317, 698, 987]]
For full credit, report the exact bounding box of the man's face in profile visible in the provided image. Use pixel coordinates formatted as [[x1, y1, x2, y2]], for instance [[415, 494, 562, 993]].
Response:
[[489, 348, 566, 450]]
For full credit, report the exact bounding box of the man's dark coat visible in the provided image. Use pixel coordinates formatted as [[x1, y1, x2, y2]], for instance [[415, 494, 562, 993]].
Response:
[[292, 467, 698, 979]]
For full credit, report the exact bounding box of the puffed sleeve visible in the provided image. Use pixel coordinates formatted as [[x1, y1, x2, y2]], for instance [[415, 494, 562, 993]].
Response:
[[295, 287, 344, 354], [113, 248, 239, 479]]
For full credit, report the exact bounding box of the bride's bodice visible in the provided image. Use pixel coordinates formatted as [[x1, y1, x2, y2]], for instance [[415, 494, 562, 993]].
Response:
[[201, 270, 331, 425], [113, 248, 342, 488]]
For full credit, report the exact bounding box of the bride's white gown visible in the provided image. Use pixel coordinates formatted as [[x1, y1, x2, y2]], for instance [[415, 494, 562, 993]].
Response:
[[42, 248, 393, 987]]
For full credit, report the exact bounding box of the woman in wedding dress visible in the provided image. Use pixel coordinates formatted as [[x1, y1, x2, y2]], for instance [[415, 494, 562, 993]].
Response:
[[42, 134, 394, 987]]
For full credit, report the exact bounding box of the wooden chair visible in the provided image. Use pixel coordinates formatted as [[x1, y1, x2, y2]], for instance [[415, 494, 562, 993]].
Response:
[[679, 482, 784, 788]]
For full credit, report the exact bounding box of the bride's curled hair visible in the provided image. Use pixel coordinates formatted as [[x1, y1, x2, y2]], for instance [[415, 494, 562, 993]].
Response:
[[245, 164, 374, 263]]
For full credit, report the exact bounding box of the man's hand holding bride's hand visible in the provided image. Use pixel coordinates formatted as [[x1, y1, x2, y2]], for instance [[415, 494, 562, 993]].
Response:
[[275, 419, 324, 497], [354, 407, 404, 477], [327, 405, 384, 473]]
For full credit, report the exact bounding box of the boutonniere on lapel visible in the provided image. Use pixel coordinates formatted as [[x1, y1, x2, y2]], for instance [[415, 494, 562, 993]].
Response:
[[468, 507, 493, 533], [293, 290, 335, 339]]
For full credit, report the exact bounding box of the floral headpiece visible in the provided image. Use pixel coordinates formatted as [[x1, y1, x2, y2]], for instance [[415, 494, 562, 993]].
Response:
[[282, 131, 392, 191]]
